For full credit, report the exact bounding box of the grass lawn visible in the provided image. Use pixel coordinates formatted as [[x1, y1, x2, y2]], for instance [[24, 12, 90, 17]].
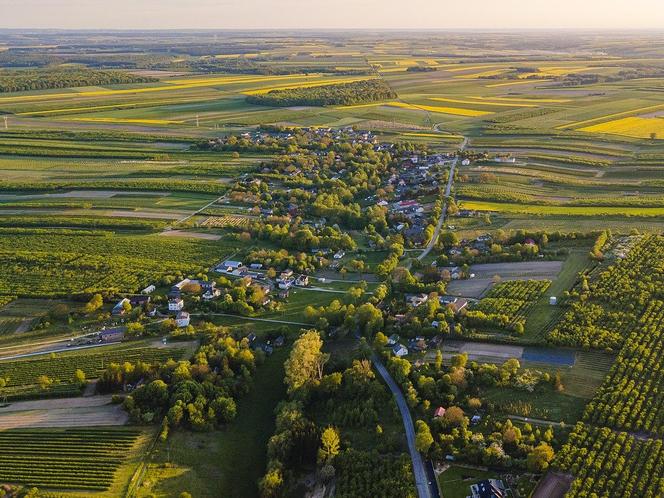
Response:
[[524, 249, 592, 339], [480, 385, 586, 424], [438, 465, 496, 498], [136, 347, 288, 498]]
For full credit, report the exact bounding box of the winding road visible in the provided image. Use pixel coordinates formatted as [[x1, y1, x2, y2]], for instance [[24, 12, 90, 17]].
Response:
[[418, 137, 468, 261], [372, 354, 433, 498]]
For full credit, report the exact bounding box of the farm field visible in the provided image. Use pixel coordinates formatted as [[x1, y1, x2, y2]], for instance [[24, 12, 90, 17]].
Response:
[[0, 427, 148, 493], [0, 27, 663, 498]]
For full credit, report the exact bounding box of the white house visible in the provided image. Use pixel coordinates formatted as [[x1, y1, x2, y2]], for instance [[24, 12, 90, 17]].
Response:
[[393, 344, 408, 357], [141, 285, 156, 294], [333, 250, 345, 260], [168, 298, 184, 312], [295, 275, 309, 287], [175, 311, 190, 328]]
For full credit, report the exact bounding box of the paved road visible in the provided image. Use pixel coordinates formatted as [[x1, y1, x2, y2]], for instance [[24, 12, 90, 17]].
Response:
[[418, 137, 468, 261], [372, 354, 433, 498]]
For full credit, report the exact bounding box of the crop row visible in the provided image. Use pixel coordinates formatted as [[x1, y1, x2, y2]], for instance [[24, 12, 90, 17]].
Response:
[[0, 345, 185, 387], [0, 428, 142, 490], [555, 423, 664, 498]]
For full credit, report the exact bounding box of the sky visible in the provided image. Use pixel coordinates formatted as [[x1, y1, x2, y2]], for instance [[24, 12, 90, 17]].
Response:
[[1, 0, 664, 30]]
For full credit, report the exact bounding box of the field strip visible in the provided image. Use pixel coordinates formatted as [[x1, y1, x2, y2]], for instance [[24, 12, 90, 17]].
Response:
[[445, 64, 504, 73], [63, 117, 184, 125], [429, 97, 537, 107], [0, 73, 326, 103], [335, 101, 395, 110], [459, 200, 664, 216], [557, 102, 664, 130], [465, 95, 571, 103], [485, 79, 552, 88], [242, 76, 376, 95], [387, 102, 492, 116], [16, 96, 221, 116]]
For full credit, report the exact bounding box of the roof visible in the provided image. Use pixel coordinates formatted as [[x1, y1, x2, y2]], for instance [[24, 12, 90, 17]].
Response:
[[223, 260, 243, 268]]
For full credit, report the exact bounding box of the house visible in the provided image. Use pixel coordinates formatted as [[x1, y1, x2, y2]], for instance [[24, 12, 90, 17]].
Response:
[[439, 295, 458, 305], [471, 414, 482, 425], [452, 298, 468, 314], [333, 250, 345, 260], [279, 269, 294, 281], [470, 479, 506, 498], [99, 327, 124, 343], [202, 288, 221, 301], [524, 238, 537, 246], [112, 298, 130, 316], [434, 406, 446, 418], [295, 275, 309, 287], [247, 333, 257, 344], [406, 293, 429, 307], [387, 334, 400, 346], [274, 336, 285, 347], [175, 311, 190, 328], [278, 289, 290, 299], [392, 344, 408, 357], [141, 285, 156, 294], [461, 159, 471, 166], [278, 278, 294, 290], [168, 298, 184, 312], [549, 296, 558, 305], [249, 263, 263, 270], [129, 295, 150, 307]]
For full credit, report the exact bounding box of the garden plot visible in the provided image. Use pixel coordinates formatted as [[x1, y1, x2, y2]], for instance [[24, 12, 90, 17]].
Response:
[[446, 261, 563, 297]]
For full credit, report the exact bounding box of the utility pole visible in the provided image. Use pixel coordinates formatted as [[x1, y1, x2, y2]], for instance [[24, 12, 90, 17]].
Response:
[[195, 114, 200, 127], [3, 116, 7, 130]]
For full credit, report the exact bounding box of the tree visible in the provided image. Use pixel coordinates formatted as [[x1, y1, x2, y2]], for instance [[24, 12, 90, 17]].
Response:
[[651, 132, 657, 142], [126, 322, 145, 337], [554, 371, 565, 392], [284, 330, 329, 392], [73, 369, 86, 386], [374, 331, 388, 348], [259, 468, 283, 498], [527, 442, 555, 472], [84, 293, 103, 313], [318, 426, 340, 463], [37, 375, 53, 390], [443, 406, 466, 427], [415, 420, 434, 454]]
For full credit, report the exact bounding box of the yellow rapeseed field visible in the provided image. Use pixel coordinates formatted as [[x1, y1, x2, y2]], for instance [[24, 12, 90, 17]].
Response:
[[243, 77, 375, 95], [65, 117, 183, 125], [579, 116, 664, 139], [467, 96, 570, 103], [387, 102, 492, 116], [559, 102, 664, 130], [485, 79, 552, 88], [0, 74, 323, 103], [429, 97, 536, 108], [455, 69, 511, 79]]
